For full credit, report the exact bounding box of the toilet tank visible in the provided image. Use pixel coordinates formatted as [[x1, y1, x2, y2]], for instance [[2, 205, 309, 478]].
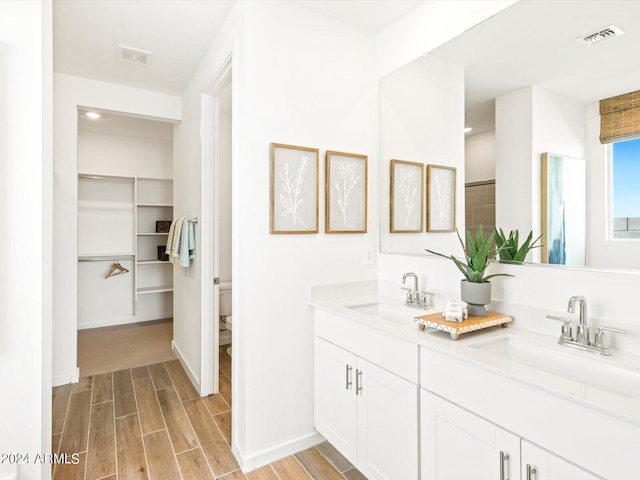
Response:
[[219, 281, 232, 317]]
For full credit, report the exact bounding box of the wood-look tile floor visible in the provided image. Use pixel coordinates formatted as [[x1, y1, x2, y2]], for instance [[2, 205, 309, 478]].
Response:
[[52, 349, 366, 479]]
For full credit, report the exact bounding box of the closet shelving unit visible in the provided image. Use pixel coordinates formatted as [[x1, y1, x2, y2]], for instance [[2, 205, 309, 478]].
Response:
[[77, 173, 173, 327], [135, 177, 174, 302]]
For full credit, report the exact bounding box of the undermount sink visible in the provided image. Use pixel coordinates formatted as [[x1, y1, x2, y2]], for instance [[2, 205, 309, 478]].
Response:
[[347, 302, 424, 325], [472, 336, 640, 398]]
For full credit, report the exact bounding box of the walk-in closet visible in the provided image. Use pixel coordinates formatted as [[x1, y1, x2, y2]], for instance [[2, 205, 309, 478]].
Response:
[[76, 111, 176, 375]]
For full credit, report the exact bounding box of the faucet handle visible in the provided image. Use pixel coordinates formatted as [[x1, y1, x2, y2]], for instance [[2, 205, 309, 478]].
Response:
[[546, 315, 573, 341], [594, 325, 626, 349], [595, 324, 627, 334]]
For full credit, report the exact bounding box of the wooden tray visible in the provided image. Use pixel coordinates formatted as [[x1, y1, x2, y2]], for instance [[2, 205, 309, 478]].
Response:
[[414, 311, 512, 340]]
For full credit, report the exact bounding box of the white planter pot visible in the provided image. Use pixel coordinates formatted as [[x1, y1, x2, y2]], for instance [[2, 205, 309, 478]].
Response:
[[460, 279, 491, 316]]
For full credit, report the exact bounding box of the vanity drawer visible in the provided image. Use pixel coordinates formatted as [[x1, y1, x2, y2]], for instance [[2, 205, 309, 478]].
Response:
[[314, 309, 419, 383]]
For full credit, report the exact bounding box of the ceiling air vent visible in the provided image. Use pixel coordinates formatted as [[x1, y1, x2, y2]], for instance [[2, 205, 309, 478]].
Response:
[[118, 45, 152, 66], [578, 25, 624, 45]]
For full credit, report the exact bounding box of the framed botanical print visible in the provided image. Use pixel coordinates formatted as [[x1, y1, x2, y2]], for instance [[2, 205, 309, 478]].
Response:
[[390, 159, 424, 233], [427, 164, 456, 232], [270, 143, 319, 234], [326, 151, 368, 233]]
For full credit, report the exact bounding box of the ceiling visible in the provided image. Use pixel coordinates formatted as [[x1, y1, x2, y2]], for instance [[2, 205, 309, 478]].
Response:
[[429, 0, 640, 135], [54, 0, 420, 96], [53, 0, 235, 95]]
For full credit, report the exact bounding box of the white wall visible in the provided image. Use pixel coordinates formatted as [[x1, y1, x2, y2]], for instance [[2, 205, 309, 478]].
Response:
[[239, 2, 378, 466], [0, 2, 52, 479], [78, 131, 173, 178], [53, 74, 180, 386], [465, 130, 495, 183]]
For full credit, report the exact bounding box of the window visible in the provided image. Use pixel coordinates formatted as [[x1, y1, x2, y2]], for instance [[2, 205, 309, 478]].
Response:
[[611, 137, 640, 238]]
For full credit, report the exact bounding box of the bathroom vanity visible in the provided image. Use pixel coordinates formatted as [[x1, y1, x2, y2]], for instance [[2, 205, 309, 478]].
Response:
[[312, 293, 640, 480]]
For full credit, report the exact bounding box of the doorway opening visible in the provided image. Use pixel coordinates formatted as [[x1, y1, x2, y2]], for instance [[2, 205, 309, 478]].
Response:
[[76, 109, 177, 375]]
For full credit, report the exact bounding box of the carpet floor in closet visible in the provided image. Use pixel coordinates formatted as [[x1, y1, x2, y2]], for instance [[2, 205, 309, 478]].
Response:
[[77, 319, 177, 377]]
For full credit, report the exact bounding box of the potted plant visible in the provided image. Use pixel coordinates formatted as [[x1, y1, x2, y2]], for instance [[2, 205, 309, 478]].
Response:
[[493, 227, 542, 263], [426, 225, 512, 316]]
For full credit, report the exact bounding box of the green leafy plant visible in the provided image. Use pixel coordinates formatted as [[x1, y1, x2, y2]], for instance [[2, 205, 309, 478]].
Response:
[[425, 225, 513, 283], [493, 227, 542, 262]]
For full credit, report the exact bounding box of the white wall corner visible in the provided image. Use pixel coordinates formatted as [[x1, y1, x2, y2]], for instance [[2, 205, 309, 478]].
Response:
[[53, 367, 80, 388], [172, 340, 202, 394]]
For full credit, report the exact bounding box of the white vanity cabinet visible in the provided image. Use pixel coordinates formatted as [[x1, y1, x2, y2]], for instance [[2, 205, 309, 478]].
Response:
[[421, 390, 520, 480], [314, 310, 419, 480], [521, 441, 604, 480], [421, 391, 604, 480]]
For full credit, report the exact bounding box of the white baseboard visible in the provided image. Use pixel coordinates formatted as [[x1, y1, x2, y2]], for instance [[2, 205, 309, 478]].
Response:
[[77, 312, 172, 330], [172, 341, 202, 394], [236, 431, 325, 473], [53, 367, 80, 387]]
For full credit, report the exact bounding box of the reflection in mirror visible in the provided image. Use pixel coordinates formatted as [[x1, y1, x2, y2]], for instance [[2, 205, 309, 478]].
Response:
[[379, 54, 464, 256], [540, 153, 585, 266], [379, 0, 640, 271]]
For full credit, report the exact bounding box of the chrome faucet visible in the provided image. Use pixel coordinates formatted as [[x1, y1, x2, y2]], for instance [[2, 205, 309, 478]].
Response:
[[568, 295, 589, 345], [401, 272, 432, 310], [546, 295, 627, 356], [401, 272, 418, 299]]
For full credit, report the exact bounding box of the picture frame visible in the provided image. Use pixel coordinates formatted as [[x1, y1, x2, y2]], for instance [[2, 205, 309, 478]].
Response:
[[326, 151, 368, 234], [426, 164, 456, 232], [270, 143, 319, 234], [390, 159, 424, 233]]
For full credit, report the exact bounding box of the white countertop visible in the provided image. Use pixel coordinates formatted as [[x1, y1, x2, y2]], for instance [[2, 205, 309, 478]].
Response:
[[311, 294, 640, 426]]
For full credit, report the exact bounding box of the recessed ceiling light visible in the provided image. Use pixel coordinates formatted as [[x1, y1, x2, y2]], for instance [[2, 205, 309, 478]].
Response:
[[464, 127, 473, 133], [86, 112, 101, 120]]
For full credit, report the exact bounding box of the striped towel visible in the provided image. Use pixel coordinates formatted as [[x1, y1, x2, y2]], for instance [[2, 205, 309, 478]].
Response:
[[166, 217, 186, 262]]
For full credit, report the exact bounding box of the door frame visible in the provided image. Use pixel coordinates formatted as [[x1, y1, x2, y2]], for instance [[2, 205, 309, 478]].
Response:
[[200, 55, 232, 395]]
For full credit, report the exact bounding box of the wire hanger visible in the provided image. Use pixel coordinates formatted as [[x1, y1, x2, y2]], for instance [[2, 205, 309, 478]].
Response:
[[105, 262, 129, 279]]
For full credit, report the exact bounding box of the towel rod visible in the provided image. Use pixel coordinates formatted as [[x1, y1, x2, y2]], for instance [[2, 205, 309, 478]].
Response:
[[78, 254, 135, 262], [78, 173, 134, 183], [187, 217, 198, 224]]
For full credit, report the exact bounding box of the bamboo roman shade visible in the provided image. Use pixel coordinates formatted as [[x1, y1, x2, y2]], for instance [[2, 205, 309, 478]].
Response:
[[600, 89, 640, 144]]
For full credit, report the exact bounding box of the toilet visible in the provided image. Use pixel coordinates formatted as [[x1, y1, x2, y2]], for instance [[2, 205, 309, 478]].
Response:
[[219, 282, 232, 357], [225, 316, 232, 357]]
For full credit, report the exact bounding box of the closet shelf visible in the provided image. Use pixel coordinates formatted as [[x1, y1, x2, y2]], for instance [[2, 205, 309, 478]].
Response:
[[137, 203, 173, 207], [137, 260, 172, 265], [138, 285, 173, 294], [137, 232, 169, 236]]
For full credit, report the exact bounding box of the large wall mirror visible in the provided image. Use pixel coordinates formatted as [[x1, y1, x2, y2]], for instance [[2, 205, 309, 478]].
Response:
[[379, 0, 640, 272]]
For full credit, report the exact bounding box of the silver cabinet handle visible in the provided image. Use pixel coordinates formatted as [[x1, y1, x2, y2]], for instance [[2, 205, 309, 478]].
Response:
[[499, 451, 509, 480], [356, 369, 363, 395], [526, 464, 537, 480], [345, 365, 352, 390]]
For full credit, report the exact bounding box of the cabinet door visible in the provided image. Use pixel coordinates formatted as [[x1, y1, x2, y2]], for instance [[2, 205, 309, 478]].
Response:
[[522, 440, 604, 480], [421, 390, 520, 480], [314, 338, 358, 464], [357, 358, 419, 480]]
